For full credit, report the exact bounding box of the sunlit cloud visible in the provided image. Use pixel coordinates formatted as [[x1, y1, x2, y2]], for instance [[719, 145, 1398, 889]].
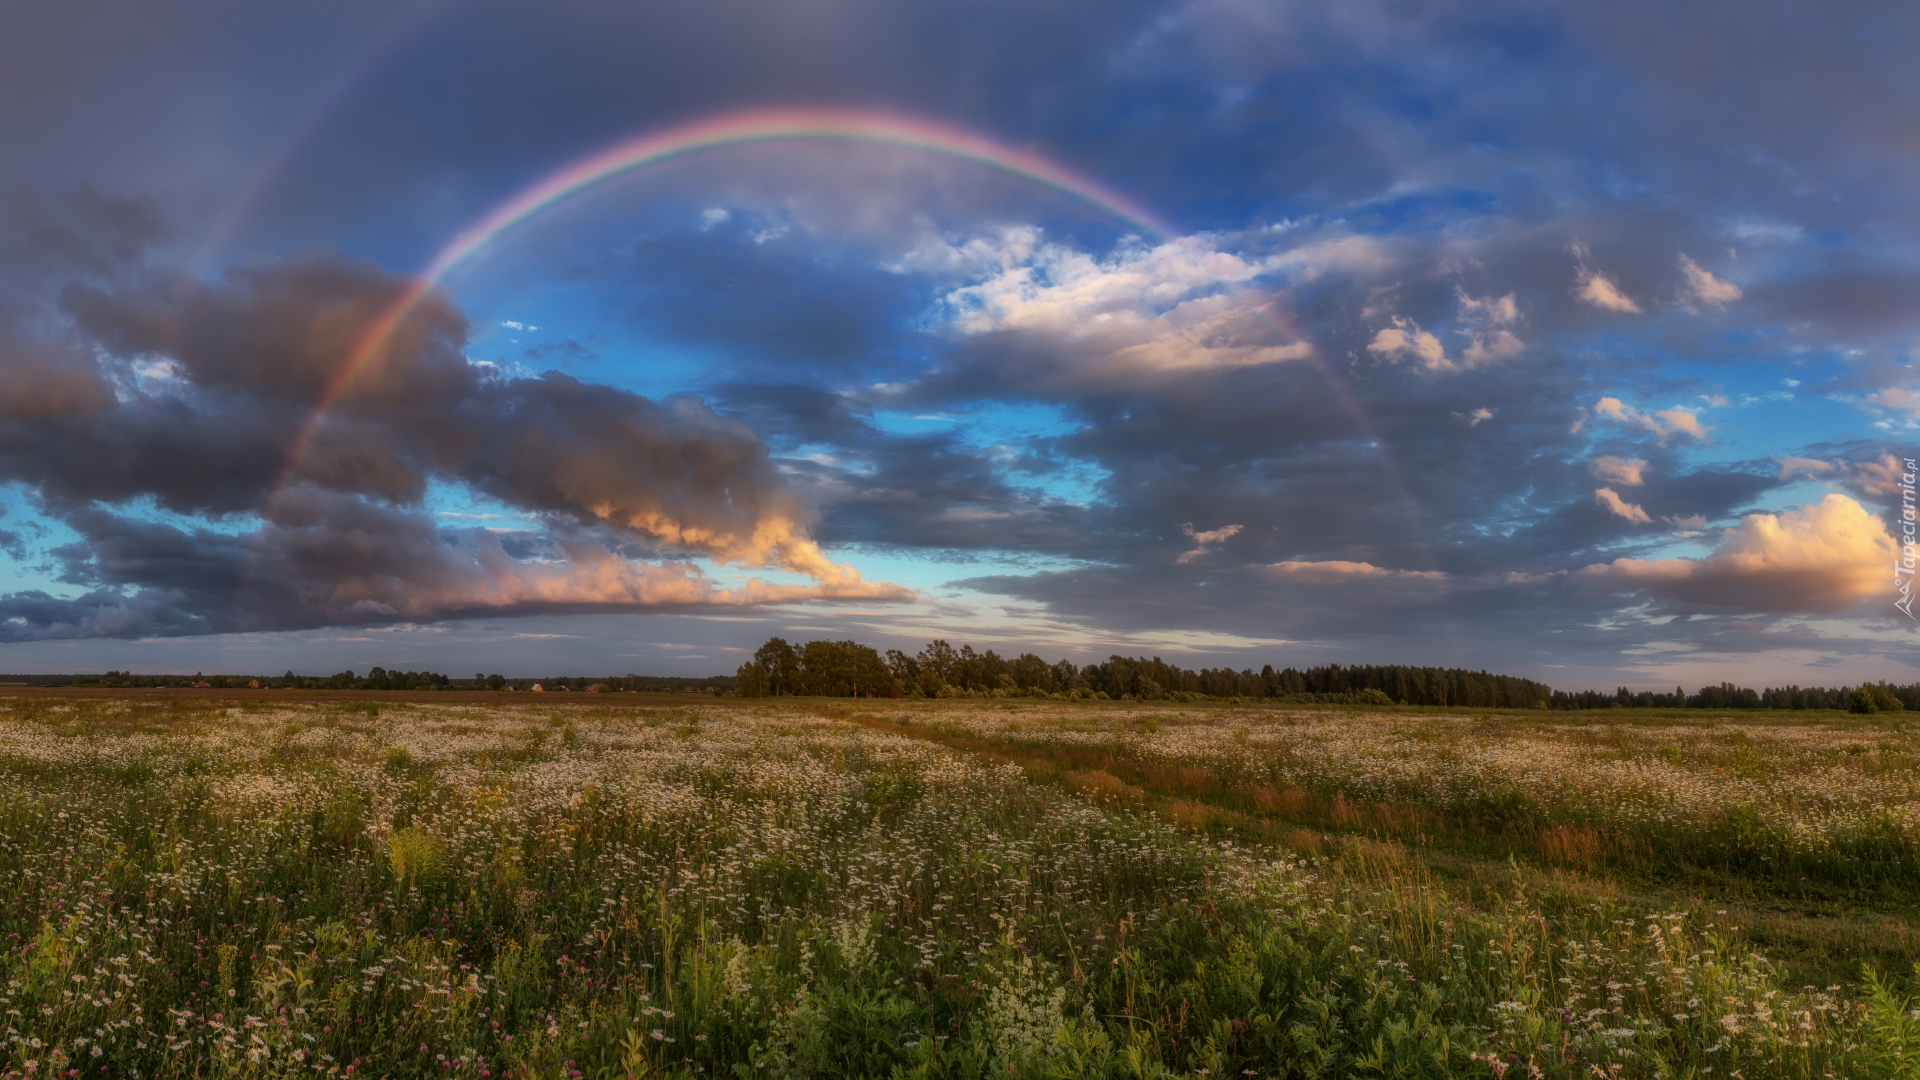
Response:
[[1592, 397, 1708, 444], [1677, 253, 1741, 306], [1577, 494, 1896, 612], [1594, 487, 1652, 523], [1176, 522, 1242, 563], [1591, 455, 1648, 486]]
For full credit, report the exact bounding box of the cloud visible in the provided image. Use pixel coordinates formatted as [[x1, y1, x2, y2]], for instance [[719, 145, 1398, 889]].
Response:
[[1851, 453, 1910, 498], [1176, 521, 1242, 563], [1565, 240, 1642, 314], [1594, 486, 1651, 523], [1591, 396, 1708, 444], [1367, 319, 1447, 368], [1576, 494, 1896, 612], [0, 230, 906, 637], [0, 491, 909, 641], [1367, 291, 1523, 373], [1677, 253, 1741, 306], [1455, 291, 1525, 365], [1454, 407, 1494, 427], [1591, 455, 1648, 485], [1867, 387, 1920, 418], [1575, 270, 1642, 313], [1268, 559, 1447, 582], [1775, 456, 1835, 480], [937, 234, 1310, 384]]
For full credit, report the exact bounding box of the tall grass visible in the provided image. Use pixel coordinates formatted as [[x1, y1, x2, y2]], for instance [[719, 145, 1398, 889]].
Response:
[[0, 699, 1896, 1077], [869, 705, 1920, 897]]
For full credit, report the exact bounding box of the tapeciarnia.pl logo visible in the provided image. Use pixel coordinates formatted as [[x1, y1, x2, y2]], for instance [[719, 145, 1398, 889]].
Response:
[[1897, 456, 1918, 620]]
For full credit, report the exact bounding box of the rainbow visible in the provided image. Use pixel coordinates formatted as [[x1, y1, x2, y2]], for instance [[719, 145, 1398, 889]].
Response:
[[190, 0, 459, 273], [282, 107, 1175, 477], [271, 108, 1424, 569]]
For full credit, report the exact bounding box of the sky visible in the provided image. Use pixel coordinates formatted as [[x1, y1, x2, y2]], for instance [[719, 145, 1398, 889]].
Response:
[[0, 0, 1914, 689]]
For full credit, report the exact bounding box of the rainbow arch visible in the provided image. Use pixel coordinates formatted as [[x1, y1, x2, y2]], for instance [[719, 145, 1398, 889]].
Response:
[[272, 108, 1423, 571], [280, 106, 1177, 482]]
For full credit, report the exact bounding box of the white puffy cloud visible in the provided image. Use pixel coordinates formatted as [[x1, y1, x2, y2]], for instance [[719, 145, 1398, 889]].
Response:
[[1592, 397, 1708, 444], [1590, 455, 1647, 486], [1576, 271, 1642, 313], [1576, 494, 1897, 612], [1571, 241, 1643, 313], [1367, 319, 1446, 367], [1455, 291, 1524, 365], [1677, 253, 1742, 306], [1594, 487, 1652, 523], [940, 235, 1310, 381], [1367, 290, 1523, 373]]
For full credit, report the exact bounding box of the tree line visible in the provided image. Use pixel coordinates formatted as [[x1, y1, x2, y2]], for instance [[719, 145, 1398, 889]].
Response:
[[1553, 681, 1913, 714], [734, 637, 1555, 706], [57, 669, 737, 693], [733, 637, 1915, 712], [35, 655, 1915, 713]]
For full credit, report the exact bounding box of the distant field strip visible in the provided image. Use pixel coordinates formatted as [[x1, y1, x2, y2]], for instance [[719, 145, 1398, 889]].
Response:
[[836, 705, 1920, 886], [0, 697, 1913, 1078]]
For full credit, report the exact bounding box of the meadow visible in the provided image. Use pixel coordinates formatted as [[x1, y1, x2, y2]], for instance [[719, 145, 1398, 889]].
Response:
[[3, 693, 1919, 1079]]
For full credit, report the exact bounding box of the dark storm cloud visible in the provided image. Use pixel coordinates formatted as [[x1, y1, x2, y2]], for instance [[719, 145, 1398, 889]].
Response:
[[1747, 269, 1920, 338], [46, 245, 804, 552], [0, 197, 903, 639]]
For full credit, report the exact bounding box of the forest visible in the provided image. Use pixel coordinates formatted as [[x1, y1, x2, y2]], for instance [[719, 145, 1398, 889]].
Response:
[[734, 637, 1914, 711]]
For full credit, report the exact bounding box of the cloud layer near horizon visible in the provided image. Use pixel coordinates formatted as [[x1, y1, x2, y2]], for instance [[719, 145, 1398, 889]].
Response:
[[0, 190, 903, 640]]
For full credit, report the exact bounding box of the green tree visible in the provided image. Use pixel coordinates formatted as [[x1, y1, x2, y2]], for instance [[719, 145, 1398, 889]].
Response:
[[916, 639, 958, 692], [757, 637, 802, 695], [734, 659, 770, 697]]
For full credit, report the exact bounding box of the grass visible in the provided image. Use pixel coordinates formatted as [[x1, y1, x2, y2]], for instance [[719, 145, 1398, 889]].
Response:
[[0, 694, 1914, 1078], [829, 702, 1920, 984]]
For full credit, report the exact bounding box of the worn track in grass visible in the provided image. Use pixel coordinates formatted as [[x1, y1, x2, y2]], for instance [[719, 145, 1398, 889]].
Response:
[[813, 701, 1920, 989]]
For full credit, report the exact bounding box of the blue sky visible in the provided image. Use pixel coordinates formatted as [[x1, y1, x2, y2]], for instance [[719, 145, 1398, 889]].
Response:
[[0, 0, 1913, 688]]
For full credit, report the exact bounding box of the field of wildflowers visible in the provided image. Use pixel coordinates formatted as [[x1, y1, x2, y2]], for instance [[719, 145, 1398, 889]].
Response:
[[873, 705, 1920, 888], [0, 694, 1915, 1078]]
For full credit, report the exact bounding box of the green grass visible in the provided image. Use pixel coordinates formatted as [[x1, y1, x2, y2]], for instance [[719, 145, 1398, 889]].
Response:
[[0, 697, 1907, 1078], [830, 702, 1920, 986]]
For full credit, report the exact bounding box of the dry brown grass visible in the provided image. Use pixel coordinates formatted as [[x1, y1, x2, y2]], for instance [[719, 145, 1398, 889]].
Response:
[[1535, 823, 1605, 866], [1061, 769, 1146, 803]]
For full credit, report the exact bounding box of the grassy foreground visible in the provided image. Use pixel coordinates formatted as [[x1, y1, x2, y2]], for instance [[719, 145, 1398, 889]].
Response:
[[1, 696, 1917, 1079]]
